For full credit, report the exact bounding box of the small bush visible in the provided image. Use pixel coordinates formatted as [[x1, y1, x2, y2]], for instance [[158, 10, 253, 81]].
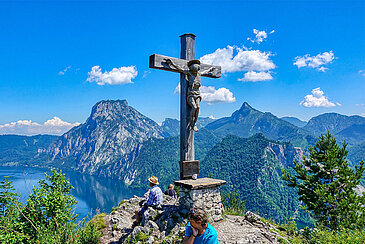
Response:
[[308, 228, 365, 244], [77, 219, 103, 244], [221, 190, 245, 216], [91, 213, 107, 230], [0, 170, 103, 244], [134, 232, 149, 242]]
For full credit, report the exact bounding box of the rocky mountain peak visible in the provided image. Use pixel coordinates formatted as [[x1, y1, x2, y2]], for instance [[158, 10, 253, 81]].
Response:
[[47, 99, 168, 175], [90, 99, 131, 121], [231, 102, 260, 119], [240, 101, 253, 110]]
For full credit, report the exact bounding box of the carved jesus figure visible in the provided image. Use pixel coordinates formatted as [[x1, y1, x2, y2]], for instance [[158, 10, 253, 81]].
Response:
[[165, 58, 213, 132]]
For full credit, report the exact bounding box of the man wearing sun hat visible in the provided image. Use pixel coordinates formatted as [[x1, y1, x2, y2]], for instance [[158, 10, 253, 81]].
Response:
[[134, 176, 163, 223]]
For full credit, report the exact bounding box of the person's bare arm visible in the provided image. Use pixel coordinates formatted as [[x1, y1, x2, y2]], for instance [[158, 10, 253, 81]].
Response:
[[164, 58, 188, 75], [182, 226, 198, 244], [182, 235, 196, 244]]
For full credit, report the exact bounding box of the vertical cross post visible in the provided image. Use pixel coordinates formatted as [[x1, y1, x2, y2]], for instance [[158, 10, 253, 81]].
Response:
[[179, 33, 196, 179], [149, 33, 221, 180]]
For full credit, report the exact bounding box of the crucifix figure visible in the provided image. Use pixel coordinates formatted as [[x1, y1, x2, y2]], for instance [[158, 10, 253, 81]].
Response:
[[165, 58, 215, 132], [149, 33, 221, 179]]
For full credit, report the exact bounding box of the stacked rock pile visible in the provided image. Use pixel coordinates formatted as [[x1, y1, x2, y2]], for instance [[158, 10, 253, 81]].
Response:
[[99, 194, 292, 244]]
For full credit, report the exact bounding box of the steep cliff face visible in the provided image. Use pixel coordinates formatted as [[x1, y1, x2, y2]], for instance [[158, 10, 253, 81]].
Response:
[[266, 142, 304, 168], [47, 100, 168, 174]]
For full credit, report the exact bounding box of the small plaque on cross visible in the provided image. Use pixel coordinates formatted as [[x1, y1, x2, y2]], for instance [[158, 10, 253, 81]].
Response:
[[181, 160, 199, 180]]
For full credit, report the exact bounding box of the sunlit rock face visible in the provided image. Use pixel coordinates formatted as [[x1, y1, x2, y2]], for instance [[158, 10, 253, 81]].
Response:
[[47, 100, 168, 178]]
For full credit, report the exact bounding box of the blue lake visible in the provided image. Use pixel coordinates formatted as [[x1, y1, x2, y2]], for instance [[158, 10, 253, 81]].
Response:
[[0, 166, 144, 222]]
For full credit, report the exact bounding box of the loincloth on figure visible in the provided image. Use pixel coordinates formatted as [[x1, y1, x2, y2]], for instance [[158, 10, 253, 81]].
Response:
[[187, 90, 202, 102]]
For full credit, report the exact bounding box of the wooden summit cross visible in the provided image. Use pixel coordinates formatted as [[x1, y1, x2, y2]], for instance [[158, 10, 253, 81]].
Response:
[[149, 33, 221, 180]]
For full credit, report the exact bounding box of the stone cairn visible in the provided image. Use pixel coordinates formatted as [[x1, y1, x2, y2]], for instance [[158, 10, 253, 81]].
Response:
[[174, 178, 226, 222]]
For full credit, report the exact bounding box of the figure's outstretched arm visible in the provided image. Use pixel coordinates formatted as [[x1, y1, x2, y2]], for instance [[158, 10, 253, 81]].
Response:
[[164, 58, 188, 75], [200, 66, 215, 76]]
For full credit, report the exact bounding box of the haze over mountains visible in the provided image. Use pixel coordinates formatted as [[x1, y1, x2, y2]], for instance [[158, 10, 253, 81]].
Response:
[[0, 99, 364, 224]]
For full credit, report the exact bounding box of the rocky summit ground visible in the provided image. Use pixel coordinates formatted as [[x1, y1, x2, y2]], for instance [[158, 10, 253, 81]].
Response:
[[98, 193, 294, 244]]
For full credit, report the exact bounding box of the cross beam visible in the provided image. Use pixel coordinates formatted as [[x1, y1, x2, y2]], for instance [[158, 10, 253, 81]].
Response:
[[149, 54, 221, 78], [149, 33, 221, 180]]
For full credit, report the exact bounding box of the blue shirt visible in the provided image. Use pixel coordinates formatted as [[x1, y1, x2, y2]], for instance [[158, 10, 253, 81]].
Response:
[[146, 185, 163, 207], [185, 222, 219, 244]]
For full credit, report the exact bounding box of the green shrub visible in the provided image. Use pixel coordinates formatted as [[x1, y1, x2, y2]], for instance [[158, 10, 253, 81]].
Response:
[[308, 228, 365, 244], [91, 213, 107, 230], [0, 169, 103, 244], [77, 218, 103, 244], [221, 190, 245, 216]]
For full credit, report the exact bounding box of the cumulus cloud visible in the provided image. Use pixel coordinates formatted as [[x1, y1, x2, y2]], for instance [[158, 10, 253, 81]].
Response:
[[58, 66, 71, 75], [174, 83, 235, 104], [86, 65, 138, 85], [293, 51, 335, 71], [300, 87, 338, 108], [247, 29, 275, 44], [0, 117, 81, 136], [238, 71, 273, 82], [200, 86, 236, 104], [200, 45, 275, 74], [359, 70, 365, 76]]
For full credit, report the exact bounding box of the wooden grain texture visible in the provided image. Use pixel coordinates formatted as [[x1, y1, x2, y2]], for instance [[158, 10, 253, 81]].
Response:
[[149, 54, 221, 78], [174, 178, 226, 190]]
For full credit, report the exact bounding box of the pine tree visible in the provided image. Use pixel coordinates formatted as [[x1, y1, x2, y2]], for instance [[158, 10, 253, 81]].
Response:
[[282, 132, 365, 230]]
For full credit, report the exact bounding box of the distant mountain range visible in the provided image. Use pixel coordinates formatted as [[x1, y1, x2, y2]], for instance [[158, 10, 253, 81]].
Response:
[[161, 117, 215, 137], [0, 99, 364, 225], [281, 116, 307, 128], [204, 102, 316, 149]]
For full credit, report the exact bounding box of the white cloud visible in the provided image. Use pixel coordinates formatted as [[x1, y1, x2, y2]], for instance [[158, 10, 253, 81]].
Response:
[[300, 87, 337, 108], [359, 70, 365, 77], [173, 83, 235, 104], [293, 51, 335, 71], [0, 117, 80, 136], [58, 66, 71, 75], [86, 65, 137, 85], [356, 103, 364, 106], [238, 71, 273, 82], [247, 29, 275, 44], [247, 29, 268, 44], [201, 86, 236, 104], [200, 45, 275, 74]]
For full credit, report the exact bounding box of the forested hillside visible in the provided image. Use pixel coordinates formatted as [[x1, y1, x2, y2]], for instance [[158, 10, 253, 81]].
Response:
[[0, 134, 58, 166], [199, 133, 313, 226]]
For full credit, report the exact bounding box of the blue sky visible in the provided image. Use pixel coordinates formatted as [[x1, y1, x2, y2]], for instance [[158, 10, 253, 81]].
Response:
[[0, 1, 364, 135]]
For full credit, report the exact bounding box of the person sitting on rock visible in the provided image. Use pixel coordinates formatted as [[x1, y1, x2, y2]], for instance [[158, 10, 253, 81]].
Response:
[[134, 176, 163, 223], [164, 184, 177, 199], [182, 208, 219, 244]]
